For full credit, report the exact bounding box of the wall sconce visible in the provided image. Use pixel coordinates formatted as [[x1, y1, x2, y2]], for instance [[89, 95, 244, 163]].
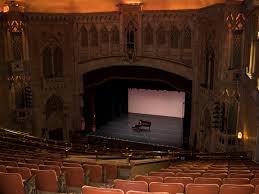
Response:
[[257, 32, 259, 41], [237, 131, 243, 140]]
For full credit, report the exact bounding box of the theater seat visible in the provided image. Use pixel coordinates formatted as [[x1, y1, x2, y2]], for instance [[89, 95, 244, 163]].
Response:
[[83, 164, 103, 183], [223, 178, 250, 184], [250, 178, 259, 188], [149, 171, 175, 178], [0, 172, 25, 194], [0, 160, 18, 167], [0, 165, 6, 173], [61, 166, 85, 193], [228, 173, 254, 179], [126, 191, 169, 194], [203, 173, 228, 179], [164, 177, 193, 186], [135, 175, 163, 184], [186, 183, 219, 194], [62, 162, 82, 167], [175, 172, 201, 179], [194, 177, 222, 186], [18, 163, 39, 170], [35, 170, 58, 193], [82, 186, 124, 194], [39, 164, 61, 177], [114, 179, 148, 193], [149, 182, 184, 194], [6, 166, 31, 181], [220, 184, 254, 194]]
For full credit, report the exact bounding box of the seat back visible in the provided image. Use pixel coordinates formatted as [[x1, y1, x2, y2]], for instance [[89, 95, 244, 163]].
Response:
[[83, 164, 103, 183], [0, 172, 25, 194], [149, 171, 175, 178], [0, 165, 6, 172], [135, 175, 163, 184], [175, 172, 201, 179], [6, 166, 31, 181], [149, 182, 184, 194], [63, 162, 82, 167], [0, 161, 18, 167], [126, 191, 169, 194], [164, 177, 193, 186], [228, 173, 254, 179], [35, 170, 58, 192], [251, 178, 259, 188], [220, 184, 254, 194], [44, 160, 62, 166], [39, 164, 61, 176], [194, 177, 222, 186], [82, 186, 124, 194], [203, 173, 228, 179], [186, 183, 219, 194], [114, 179, 148, 193], [223, 178, 250, 184], [61, 166, 84, 187], [18, 163, 39, 169]]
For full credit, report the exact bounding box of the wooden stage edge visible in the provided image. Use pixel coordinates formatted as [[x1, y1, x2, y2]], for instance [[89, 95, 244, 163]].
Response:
[[64, 155, 171, 180]]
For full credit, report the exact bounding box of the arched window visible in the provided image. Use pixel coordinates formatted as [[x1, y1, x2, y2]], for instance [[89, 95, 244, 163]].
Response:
[[157, 24, 166, 45], [144, 23, 153, 45], [170, 26, 179, 48], [53, 47, 63, 77], [183, 26, 192, 49], [111, 26, 120, 45], [101, 26, 109, 44], [80, 26, 88, 47], [90, 24, 98, 47], [43, 47, 52, 78]]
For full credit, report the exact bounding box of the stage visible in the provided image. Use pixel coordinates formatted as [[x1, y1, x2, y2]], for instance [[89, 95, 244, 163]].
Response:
[[92, 113, 183, 147]]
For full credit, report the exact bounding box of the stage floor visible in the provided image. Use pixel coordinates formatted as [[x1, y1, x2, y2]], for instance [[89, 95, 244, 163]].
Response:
[[94, 113, 183, 147]]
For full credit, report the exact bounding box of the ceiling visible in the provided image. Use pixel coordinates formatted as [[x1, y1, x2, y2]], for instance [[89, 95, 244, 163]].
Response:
[[0, 0, 244, 13]]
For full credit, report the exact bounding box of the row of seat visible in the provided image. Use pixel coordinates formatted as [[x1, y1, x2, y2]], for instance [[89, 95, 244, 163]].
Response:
[[148, 171, 256, 179], [135, 175, 259, 187], [83, 183, 257, 194], [114, 178, 259, 193]]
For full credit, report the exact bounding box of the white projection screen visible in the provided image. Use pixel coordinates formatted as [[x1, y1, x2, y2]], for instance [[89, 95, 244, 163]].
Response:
[[128, 88, 185, 118]]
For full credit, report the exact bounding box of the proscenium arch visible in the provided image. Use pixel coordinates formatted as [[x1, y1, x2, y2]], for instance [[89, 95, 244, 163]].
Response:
[[78, 56, 193, 81]]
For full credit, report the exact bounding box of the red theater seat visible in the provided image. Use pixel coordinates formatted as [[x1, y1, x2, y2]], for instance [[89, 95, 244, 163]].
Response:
[[6, 167, 31, 181], [114, 179, 148, 193], [61, 166, 85, 193], [149, 182, 184, 194], [223, 178, 250, 184], [220, 184, 254, 194], [135, 175, 163, 184], [0, 172, 25, 194], [194, 177, 222, 186], [83, 164, 103, 183], [35, 170, 58, 193], [186, 183, 219, 194], [149, 171, 175, 178], [39, 164, 61, 177], [82, 186, 124, 194], [164, 176, 193, 186]]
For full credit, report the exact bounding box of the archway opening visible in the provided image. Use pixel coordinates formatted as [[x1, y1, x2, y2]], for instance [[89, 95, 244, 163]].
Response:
[[82, 66, 192, 148]]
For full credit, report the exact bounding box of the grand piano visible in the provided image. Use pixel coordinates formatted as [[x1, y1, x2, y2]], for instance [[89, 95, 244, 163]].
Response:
[[132, 120, 151, 131]]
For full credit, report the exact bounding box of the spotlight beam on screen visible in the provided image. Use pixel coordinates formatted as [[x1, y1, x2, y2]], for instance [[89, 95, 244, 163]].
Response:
[[128, 88, 185, 118]]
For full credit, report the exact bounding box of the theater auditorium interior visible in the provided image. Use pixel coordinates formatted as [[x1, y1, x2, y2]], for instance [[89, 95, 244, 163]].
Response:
[[1, 0, 259, 193]]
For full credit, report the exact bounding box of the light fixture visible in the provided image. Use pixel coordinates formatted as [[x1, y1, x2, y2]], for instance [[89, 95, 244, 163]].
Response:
[[257, 32, 259, 41], [237, 131, 243, 140]]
